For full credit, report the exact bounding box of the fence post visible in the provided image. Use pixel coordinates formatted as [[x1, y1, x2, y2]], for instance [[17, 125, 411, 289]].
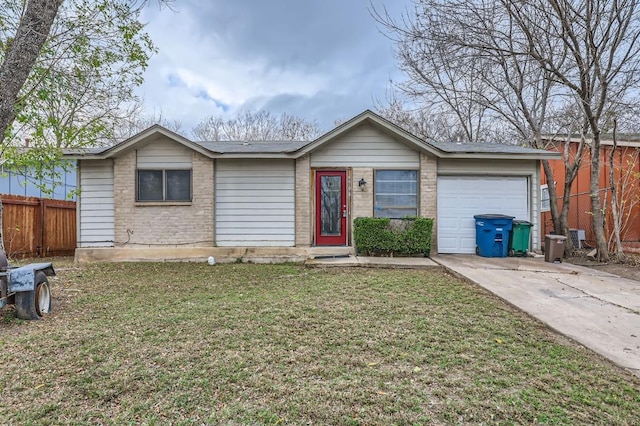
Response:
[[38, 198, 44, 257]]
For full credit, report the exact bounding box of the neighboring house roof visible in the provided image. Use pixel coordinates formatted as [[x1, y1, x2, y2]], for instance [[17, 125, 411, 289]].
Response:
[[431, 141, 551, 155], [542, 135, 640, 148], [64, 110, 560, 161]]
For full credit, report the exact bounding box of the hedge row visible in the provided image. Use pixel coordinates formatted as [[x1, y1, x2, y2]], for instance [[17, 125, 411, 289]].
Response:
[[353, 217, 434, 257]]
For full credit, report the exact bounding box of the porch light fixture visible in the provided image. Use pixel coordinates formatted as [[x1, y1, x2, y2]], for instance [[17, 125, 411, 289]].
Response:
[[358, 178, 367, 191]]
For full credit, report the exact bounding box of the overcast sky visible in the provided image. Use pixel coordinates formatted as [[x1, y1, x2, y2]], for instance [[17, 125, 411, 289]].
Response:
[[137, 0, 410, 137]]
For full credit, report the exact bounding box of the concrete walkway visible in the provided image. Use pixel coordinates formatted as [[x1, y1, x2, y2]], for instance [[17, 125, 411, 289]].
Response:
[[432, 254, 640, 377]]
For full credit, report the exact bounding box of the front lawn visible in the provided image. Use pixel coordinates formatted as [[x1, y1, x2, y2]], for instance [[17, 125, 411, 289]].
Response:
[[1, 262, 638, 424]]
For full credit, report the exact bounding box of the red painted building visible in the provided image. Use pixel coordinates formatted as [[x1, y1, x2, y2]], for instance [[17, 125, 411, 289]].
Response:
[[541, 136, 640, 251]]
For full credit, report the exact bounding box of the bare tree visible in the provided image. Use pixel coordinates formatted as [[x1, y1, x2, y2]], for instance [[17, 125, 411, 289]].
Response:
[[503, 0, 640, 261], [375, 0, 640, 261], [373, 5, 494, 143], [610, 150, 640, 249], [112, 106, 184, 142], [192, 109, 320, 141], [608, 120, 624, 258], [374, 0, 578, 249], [375, 92, 473, 142]]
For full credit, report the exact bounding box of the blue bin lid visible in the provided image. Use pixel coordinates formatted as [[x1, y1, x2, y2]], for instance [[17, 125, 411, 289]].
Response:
[[473, 214, 515, 220]]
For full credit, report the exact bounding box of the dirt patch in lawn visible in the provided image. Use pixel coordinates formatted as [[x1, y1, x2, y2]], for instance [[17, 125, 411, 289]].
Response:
[[567, 250, 640, 282]]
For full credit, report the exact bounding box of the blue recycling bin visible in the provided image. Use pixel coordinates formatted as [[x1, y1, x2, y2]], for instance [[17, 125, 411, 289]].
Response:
[[474, 214, 514, 258]]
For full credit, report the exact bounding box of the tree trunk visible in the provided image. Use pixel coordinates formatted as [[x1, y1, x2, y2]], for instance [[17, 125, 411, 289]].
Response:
[[0, 0, 64, 252], [541, 160, 562, 231], [589, 134, 609, 262], [0, 0, 64, 146], [543, 134, 587, 255], [0, 199, 3, 252], [559, 184, 573, 249], [609, 123, 624, 258]]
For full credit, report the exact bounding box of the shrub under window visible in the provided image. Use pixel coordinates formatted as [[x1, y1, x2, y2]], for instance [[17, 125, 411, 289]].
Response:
[[374, 170, 418, 218], [137, 169, 192, 202]]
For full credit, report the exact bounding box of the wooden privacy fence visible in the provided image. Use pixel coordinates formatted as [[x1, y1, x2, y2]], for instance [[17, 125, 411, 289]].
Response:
[[1, 194, 76, 258]]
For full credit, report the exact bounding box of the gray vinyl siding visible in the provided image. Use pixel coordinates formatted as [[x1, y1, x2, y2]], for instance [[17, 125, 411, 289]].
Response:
[[215, 159, 295, 246], [137, 138, 192, 169], [311, 124, 419, 168], [78, 160, 114, 247], [437, 159, 537, 175], [437, 158, 541, 250]]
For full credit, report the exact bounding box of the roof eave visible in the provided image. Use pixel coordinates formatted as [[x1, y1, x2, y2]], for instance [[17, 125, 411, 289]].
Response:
[[63, 153, 109, 160], [440, 152, 562, 160], [210, 152, 298, 159]]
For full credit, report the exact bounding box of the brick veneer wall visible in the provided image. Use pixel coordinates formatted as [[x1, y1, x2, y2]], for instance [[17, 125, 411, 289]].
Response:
[[420, 152, 438, 253], [351, 167, 374, 245], [113, 150, 215, 246], [295, 156, 312, 247]]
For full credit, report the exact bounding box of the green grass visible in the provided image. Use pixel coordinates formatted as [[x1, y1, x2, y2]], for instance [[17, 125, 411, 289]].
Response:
[[1, 262, 639, 425]]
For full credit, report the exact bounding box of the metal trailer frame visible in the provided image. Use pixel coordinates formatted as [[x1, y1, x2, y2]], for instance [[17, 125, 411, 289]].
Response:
[[0, 259, 56, 320]]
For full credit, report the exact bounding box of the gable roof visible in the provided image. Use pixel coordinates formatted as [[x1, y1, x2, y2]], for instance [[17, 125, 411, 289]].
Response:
[[295, 110, 559, 160], [63, 124, 216, 160], [64, 110, 560, 160], [294, 110, 443, 157]]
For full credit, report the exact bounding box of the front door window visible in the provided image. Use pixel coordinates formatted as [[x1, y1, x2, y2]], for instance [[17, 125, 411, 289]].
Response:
[[315, 170, 347, 245], [320, 175, 342, 236]]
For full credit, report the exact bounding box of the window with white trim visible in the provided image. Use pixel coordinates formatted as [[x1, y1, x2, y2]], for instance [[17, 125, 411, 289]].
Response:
[[541, 184, 550, 212], [374, 170, 418, 218], [137, 169, 192, 202]]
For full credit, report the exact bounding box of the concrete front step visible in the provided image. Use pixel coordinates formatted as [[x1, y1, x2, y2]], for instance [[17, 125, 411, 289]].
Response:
[[75, 246, 355, 263], [74, 246, 438, 269], [306, 256, 440, 269]]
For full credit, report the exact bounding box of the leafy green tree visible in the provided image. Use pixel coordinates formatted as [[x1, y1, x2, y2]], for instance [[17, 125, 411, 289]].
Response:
[[0, 0, 63, 150], [0, 0, 166, 185], [0, 0, 168, 247]]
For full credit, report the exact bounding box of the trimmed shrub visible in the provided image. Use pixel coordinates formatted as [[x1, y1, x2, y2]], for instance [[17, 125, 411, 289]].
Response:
[[353, 217, 434, 257]]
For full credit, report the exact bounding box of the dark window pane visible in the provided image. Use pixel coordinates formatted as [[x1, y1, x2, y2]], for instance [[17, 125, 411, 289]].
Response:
[[166, 170, 191, 201], [138, 170, 163, 201], [320, 175, 341, 236]]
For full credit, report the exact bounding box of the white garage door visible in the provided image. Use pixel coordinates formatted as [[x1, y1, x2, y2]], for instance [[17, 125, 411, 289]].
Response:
[[437, 176, 530, 254], [216, 159, 295, 247]]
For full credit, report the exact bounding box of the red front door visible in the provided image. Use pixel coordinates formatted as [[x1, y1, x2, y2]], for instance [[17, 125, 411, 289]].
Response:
[[315, 170, 347, 246]]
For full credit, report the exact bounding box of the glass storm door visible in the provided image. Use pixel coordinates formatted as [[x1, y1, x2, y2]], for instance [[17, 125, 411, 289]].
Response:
[[315, 170, 347, 246]]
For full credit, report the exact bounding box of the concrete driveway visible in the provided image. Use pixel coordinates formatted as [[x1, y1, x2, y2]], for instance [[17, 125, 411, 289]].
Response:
[[432, 254, 640, 377]]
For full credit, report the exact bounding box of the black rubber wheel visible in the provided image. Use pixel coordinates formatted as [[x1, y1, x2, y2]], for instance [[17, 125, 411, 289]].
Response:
[[15, 271, 51, 320]]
